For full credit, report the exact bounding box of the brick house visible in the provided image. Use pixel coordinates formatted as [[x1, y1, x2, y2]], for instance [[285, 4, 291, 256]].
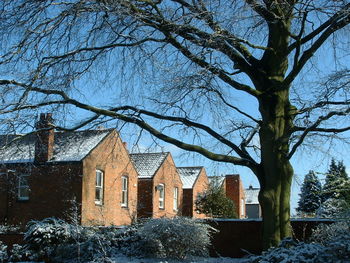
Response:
[[0, 113, 138, 227], [177, 166, 209, 218], [208, 174, 246, 219], [130, 152, 183, 218], [245, 185, 261, 218]]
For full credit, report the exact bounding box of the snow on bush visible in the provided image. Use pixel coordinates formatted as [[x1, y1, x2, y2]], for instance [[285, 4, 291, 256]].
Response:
[[248, 223, 350, 263], [246, 238, 324, 263], [0, 224, 20, 234], [0, 241, 8, 263], [135, 217, 217, 259], [24, 217, 73, 260], [310, 220, 349, 245], [316, 198, 349, 218], [20, 217, 216, 261]]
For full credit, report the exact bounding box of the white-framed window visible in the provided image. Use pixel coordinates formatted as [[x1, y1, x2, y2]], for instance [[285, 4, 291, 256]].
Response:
[[95, 170, 104, 205], [18, 174, 29, 200], [158, 184, 165, 209], [121, 176, 128, 207], [173, 187, 178, 211]]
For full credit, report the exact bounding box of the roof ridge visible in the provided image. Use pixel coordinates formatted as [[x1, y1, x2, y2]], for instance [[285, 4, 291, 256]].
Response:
[[130, 151, 169, 155], [177, 166, 203, 169]]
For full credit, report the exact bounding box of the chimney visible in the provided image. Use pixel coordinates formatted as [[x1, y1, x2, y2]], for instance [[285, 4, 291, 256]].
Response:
[[122, 142, 128, 149], [34, 113, 54, 163], [225, 174, 246, 218]]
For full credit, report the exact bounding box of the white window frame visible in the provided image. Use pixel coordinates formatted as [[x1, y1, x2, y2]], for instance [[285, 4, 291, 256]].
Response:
[[18, 174, 29, 200], [173, 187, 178, 211], [121, 176, 128, 207], [95, 170, 104, 205], [241, 198, 245, 217], [158, 184, 165, 209]]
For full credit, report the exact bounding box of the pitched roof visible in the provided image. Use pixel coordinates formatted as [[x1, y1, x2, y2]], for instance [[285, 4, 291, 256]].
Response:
[[177, 166, 203, 189], [245, 186, 260, 205], [0, 129, 113, 163], [207, 175, 226, 187], [129, 152, 169, 179]]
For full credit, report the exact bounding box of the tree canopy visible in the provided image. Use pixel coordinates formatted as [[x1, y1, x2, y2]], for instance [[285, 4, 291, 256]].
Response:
[[1, 1, 350, 249]]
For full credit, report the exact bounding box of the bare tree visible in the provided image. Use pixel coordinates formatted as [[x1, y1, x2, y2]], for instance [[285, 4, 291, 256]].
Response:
[[1, 0, 350, 248]]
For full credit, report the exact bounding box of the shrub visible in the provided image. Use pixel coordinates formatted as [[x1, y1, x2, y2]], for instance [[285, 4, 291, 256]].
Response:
[[0, 241, 8, 263], [246, 238, 324, 263], [0, 224, 20, 234], [310, 220, 350, 245], [135, 217, 217, 259], [20, 217, 217, 261], [24, 217, 73, 260], [316, 198, 349, 218], [248, 228, 350, 263], [195, 182, 237, 218]]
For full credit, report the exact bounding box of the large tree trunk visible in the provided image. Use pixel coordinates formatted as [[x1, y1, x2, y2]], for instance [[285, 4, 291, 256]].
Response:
[[257, 157, 294, 249], [257, 88, 295, 249]]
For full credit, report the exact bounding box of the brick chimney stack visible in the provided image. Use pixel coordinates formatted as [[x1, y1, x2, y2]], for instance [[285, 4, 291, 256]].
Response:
[[225, 174, 246, 218], [34, 113, 54, 163]]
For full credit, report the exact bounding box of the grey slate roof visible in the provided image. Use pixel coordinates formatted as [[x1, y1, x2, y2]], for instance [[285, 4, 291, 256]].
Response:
[[245, 186, 260, 204], [0, 129, 112, 163], [129, 152, 169, 179], [177, 167, 202, 189]]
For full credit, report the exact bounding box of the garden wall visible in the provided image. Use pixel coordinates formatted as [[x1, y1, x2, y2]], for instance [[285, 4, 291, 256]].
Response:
[[208, 218, 336, 258]]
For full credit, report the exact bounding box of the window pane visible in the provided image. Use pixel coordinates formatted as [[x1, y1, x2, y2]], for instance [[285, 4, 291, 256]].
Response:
[[159, 184, 164, 209], [173, 187, 178, 210], [95, 170, 103, 204], [18, 174, 29, 200], [96, 171, 102, 187], [121, 176, 128, 207]]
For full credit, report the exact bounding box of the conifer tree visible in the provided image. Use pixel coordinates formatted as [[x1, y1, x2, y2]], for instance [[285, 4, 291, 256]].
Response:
[[322, 159, 350, 203], [297, 170, 322, 216]]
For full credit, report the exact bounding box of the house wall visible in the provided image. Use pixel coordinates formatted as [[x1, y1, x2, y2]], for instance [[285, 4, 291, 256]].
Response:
[[0, 162, 83, 228], [191, 168, 209, 218], [81, 131, 138, 226], [225, 174, 246, 218], [151, 154, 183, 218], [246, 204, 261, 219]]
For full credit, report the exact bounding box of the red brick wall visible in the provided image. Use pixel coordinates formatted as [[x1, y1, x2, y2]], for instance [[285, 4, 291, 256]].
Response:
[[151, 153, 183, 218], [81, 131, 138, 226], [225, 174, 246, 218], [191, 168, 209, 218], [0, 162, 83, 228]]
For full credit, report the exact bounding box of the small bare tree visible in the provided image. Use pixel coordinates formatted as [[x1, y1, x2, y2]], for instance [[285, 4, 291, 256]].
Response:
[[1, 1, 350, 248]]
